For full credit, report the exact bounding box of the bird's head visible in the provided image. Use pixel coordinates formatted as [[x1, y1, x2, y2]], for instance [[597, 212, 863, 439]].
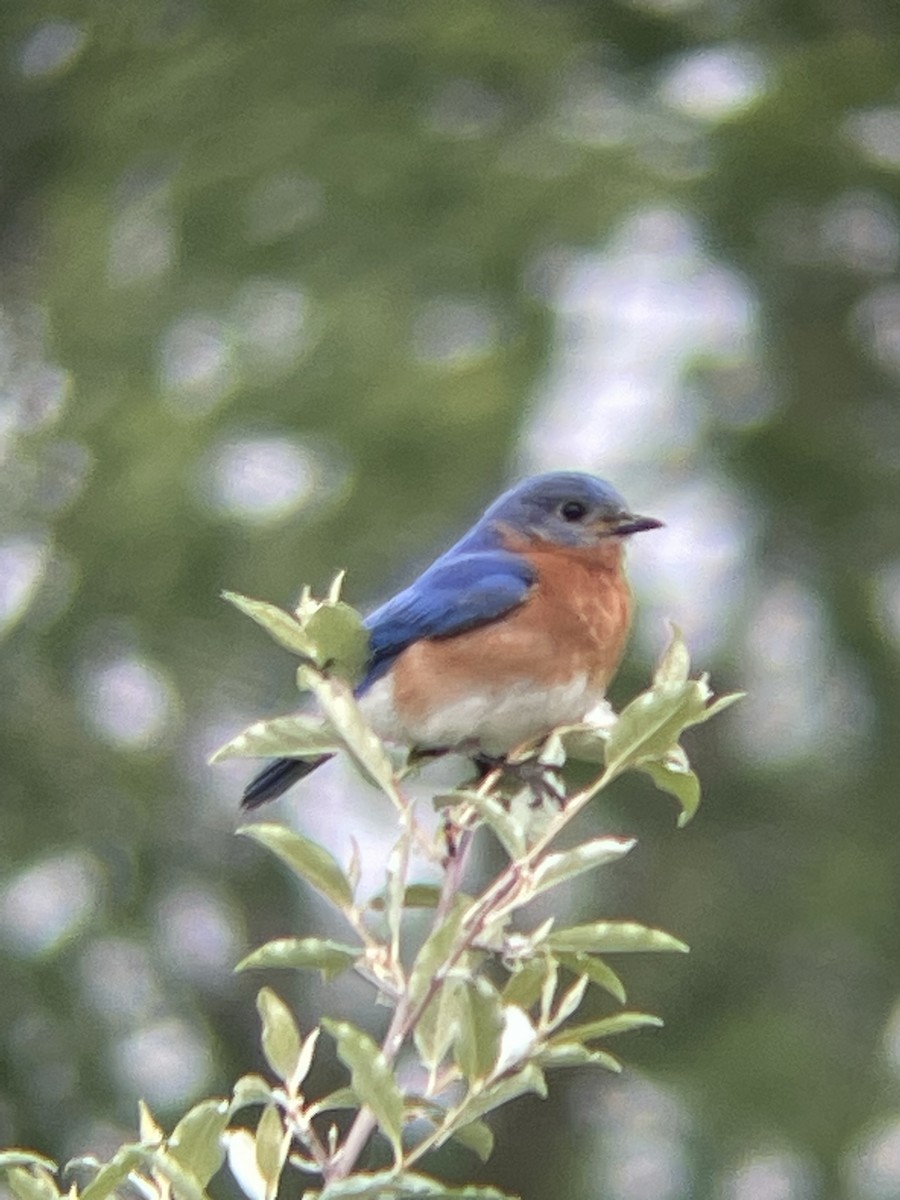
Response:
[[483, 471, 663, 549]]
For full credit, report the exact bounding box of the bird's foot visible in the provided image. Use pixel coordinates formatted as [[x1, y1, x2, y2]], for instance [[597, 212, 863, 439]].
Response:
[[472, 752, 567, 807]]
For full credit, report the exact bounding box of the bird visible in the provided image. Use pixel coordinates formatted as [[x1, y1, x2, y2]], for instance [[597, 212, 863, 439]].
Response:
[[241, 471, 662, 808]]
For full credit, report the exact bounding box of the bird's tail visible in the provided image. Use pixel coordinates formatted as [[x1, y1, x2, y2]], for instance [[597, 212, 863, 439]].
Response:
[[241, 754, 332, 809]]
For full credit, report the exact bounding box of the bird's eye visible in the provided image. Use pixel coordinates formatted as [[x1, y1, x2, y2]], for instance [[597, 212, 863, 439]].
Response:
[[560, 500, 589, 522]]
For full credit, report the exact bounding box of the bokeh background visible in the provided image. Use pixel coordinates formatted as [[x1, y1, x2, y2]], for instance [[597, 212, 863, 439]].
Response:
[[3, 3, 900, 1198]]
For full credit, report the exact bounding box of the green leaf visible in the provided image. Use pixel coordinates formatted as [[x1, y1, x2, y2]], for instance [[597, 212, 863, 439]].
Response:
[[549, 974, 589, 1029], [602, 629, 743, 779], [0, 1155, 57, 1174], [239, 823, 354, 911], [294, 1026, 321, 1090], [255, 1104, 286, 1193], [144, 1149, 212, 1200], [303, 674, 397, 794], [79, 1147, 145, 1200], [605, 681, 704, 774], [322, 1019, 405, 1160], [138, 1100, 164, 1143], [530, 837, 636, 897], [256, 988, 301, 1085], [458, 1063, 547, 1124], [551, 1011, 663, 1044], [557, 724, 609, 764], [4, 1167, 60, 1200], [304, 602, 369, 681], [222, 1129, 265, 1200], [414, 975, 463, 1074], [554, 952, 627, 1004], [639, 753, 701, 827], [311, 1171, 520, 1198], [534, 1043, 622, 1072], [652, 625, 691, 688], [546, 921, 689, 955], [369, 883, 442, 911], [385, 840, 406, 953], [230, 1075, 274, 1113], [464, 792, 526, 860], [222, 591, 316, 658], [209, 714, 341, 764], [307, 1086, 359, 1116], [237, 937, 360, 980], [408, 897, 470, 1009], [501, 956, 555, 1011], [450, 1119, 495, 1163], [703, 691, 746, 719], [168, 1099, 229, 1186], [454, 977, 503, 1083]]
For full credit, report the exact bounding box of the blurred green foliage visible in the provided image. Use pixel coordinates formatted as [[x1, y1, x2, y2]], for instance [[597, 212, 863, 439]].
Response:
[[2, 1, 900, 1198]]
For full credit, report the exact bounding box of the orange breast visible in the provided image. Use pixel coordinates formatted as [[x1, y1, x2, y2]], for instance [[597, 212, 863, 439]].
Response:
[[390, 537, 633, 723]]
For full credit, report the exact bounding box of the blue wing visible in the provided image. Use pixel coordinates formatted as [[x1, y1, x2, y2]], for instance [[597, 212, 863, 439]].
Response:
[[360, 550, 535, 692], [242, 547, 534, 807]]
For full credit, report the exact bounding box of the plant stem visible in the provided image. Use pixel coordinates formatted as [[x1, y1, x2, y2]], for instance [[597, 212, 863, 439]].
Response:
[[326, 759, 618, 1183]]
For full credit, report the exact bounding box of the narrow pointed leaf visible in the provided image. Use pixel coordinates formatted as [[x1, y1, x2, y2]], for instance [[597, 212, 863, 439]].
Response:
[[531, 837, 636, 897], [458, 1063, 547, 1124], [327, 571, 347, 603], [79, 1148, 145, 1200], [5, 1168, 60, 1200], [555, 952, 627, 1004], [239, 824, 354, 911], [454, 977, 503, 1083], [237, 937, 360, 980], [0, 1156, 57, 1174], [294, 1027, 321, 1090], [550, 974, 589, 1029], [223, 1129, 267, 1200], [306, 1086, 359, 1117], [546, 921, 688, 955], [322, 1019, 404, 1159], [168, 1099, 229, 1186], [639, 757, 701, 827], [502, 956, 554, 1010], [450, 1120, 495, 1163], [255, 1104, 287, 1192], [210, 714, 340, 764], [385, 840, 406, 953], [552, 1011, 663, 1044], [703, 690, 745, 719], [230, 1075, 273, 1113], [414, 975, 463, 1073], [222, 592, 316, 658], [538, 957, 559, 1028], [256, 988, 301, 1084], [558, 724, 608, 764], [535, 1043, 622, 1072], [304, 675, 396, 793], [606, 666, 743, 776], [605, 681, 706, 773], [408, 896, 470, 1008], [464, 792, 526, 860], [138, 1100, 163, 1143], [652, 625, 691, 688], [144, 1149, 211, 1200], [311, 1171, 519, 1198]]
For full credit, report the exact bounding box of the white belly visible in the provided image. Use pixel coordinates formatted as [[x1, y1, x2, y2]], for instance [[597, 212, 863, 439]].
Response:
[[359, 671, 605, 756]]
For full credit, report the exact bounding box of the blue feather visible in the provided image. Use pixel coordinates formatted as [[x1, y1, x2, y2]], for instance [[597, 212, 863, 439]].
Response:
[[361, 549, 535, 690]]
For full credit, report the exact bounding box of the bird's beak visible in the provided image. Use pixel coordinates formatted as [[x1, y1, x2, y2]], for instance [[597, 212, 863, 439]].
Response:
[[611, 512, 664, 536]]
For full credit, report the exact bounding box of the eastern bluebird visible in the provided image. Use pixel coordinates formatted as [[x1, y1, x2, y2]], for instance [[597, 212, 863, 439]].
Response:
[[241, 471, 662, 808]]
